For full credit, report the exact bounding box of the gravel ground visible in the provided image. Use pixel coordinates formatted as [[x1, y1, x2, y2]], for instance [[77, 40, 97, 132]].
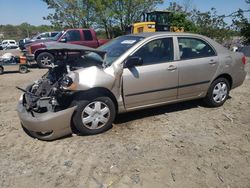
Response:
[[0, 49, 250, 188]]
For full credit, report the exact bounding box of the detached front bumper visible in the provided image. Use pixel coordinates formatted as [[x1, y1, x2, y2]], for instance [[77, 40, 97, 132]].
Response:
[[17, 100, 76, 141]]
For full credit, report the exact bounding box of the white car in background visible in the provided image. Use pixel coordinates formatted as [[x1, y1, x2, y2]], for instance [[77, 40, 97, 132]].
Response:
[[1, 40, 18, 49]]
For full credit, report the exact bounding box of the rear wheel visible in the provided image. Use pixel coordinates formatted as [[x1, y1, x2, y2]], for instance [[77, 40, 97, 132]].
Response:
[[0, 66, 3, 75], [72, 97, 116, 135], [19, 65, 28, 74], [36, 52, 54, 68], [204, 77, 230, 107]]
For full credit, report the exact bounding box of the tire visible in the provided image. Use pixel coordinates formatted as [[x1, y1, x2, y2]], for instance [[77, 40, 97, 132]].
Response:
[[0, 66, 4, 75], [36, 52, 54, 68], [204, 77, 230, 107], [72, 97, 116, 135], [19, 65, 28, 74]]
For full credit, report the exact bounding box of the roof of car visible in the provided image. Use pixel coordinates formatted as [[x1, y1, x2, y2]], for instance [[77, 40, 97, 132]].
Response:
[[127, 32, 229, 54], [130, 32, 204, 38]]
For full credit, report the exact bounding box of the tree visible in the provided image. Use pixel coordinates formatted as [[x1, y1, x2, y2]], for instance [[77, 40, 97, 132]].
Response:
[[240, 0, 250, 44], [110, 0, 163, 31], [190, 8, 233, 42], [169, 12, 197, 32], [41, 0, 163, 38], [42, 0, 95, 29], [230, 0, 250, 45]]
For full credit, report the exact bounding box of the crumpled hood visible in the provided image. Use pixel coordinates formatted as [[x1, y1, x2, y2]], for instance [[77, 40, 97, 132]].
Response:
[[72, 66, 115, 90]]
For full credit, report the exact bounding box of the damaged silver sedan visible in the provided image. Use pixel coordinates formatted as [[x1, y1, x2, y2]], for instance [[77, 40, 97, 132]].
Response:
[[17, 32, 247, 140]]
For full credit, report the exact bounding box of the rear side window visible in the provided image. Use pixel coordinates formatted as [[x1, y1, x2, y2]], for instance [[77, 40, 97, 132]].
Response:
[[133, 37, 174, 65], [10, 41, 15, 44], [178, 37, 216, 60], [83, 30, 93, 41]]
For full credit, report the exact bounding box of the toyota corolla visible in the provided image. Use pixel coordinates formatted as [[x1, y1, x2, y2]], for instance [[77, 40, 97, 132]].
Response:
[[17, 32, 247, 140]]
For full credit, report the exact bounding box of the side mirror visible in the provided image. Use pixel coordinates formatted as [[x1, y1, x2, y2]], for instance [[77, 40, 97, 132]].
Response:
[[125, 56, 143, 68], [60, 38, 67, 43]]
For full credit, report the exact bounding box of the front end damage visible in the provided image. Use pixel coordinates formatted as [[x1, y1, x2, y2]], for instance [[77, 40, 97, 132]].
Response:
[[17, 43, 122, 140], [17, 65, 78, 140], [17, 48, 108, 140]]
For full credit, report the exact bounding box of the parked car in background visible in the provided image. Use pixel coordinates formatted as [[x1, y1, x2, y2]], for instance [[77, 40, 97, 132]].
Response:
[[0, 42, 3, 50], [24, 29, 109, 67], [19, 31, 59, 50], [17, 32, 247, 140], [1, 40, 18, 49]]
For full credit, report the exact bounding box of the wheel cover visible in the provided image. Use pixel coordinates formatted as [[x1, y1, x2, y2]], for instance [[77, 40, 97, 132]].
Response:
[[213, 82, 228, 103], [81, 101, 110, 130], [40, 56, 52, 65], [20, 66, 26, 72]]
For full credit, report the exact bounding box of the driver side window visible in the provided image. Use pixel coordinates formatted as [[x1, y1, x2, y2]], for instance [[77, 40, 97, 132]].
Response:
[[132, 38, 174, 65], [64, 30, 81, 42]]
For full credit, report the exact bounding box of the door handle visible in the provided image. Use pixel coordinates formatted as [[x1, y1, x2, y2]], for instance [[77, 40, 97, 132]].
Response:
[[209, 59, 217, 65], [167, 65, 177, 71]]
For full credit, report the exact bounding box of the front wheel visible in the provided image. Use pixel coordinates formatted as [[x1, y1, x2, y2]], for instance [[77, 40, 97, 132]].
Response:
[[0, 66, 4, 75], [36, 52, 54, 68], [72, 97, 116, 135], [204, 78, 230, 107]]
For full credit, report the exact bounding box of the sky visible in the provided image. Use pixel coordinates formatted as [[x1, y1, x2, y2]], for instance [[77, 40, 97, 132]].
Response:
[[0, 0, 249, 26]]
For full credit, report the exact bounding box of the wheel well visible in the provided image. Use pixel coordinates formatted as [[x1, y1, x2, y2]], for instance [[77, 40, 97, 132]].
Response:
[[73, 87, 118, 113], [214, 74, 232, 89]]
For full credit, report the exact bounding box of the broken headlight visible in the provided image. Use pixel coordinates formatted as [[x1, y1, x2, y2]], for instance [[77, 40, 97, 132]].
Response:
[[61, 76, 73, 88], [60, 75, 77, 90]]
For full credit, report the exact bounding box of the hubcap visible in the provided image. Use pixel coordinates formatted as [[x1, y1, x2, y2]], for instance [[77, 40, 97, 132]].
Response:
[[213, 82, 228, 103], [81, 101, 110, 130], [40, 56, 52, 65], [20, 66, 26, 72]]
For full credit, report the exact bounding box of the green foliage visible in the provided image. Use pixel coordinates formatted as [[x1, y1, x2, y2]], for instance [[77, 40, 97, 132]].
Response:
[[167, 1, 248, 43], [169, 12, 197, 32], [42, 0, 95, 28], [0, 23, 54, 41], [190, 8, 234, 42], [240, 22, 250, 44], [42, 0, 163, 38]]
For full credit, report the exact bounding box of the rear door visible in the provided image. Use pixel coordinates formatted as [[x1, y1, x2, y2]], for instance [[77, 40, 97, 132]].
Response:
[[177, 37, 218, 99], [123, 37, 178, 109], [81, 30, 99, 48]]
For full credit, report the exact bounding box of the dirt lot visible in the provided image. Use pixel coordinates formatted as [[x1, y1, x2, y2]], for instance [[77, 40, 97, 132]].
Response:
[[0, 49, 250, 188]]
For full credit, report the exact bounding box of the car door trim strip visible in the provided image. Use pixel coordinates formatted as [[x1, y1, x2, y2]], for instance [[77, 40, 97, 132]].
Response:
[[125, 80, 210, 97]]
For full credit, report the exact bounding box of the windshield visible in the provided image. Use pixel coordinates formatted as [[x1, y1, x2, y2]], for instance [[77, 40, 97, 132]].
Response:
[[98, 35, 144, 66], [52, 31, 64, 41]]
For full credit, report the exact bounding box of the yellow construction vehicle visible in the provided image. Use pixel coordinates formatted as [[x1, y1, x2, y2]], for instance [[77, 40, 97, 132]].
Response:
[[126, 11, 184, 34]]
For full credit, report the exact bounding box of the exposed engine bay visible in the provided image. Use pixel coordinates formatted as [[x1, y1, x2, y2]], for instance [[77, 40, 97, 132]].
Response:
[[19, 52, 104, 113]]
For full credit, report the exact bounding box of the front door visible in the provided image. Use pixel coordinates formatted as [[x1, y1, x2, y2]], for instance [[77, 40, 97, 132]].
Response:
[[62, 30, 82, 45], [122, 37, 178, 109]]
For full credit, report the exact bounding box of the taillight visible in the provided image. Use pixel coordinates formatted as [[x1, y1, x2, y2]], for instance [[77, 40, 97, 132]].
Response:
[[242, 56, 246, 65]]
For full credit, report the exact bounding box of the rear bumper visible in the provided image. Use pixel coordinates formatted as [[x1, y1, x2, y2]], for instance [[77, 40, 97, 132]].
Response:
[[17, 99, 76, 141], [232, 70, 247, 89]]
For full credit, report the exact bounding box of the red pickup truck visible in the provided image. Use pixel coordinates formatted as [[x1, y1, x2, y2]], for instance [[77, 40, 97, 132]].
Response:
[[25, 29, 109, 67]]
